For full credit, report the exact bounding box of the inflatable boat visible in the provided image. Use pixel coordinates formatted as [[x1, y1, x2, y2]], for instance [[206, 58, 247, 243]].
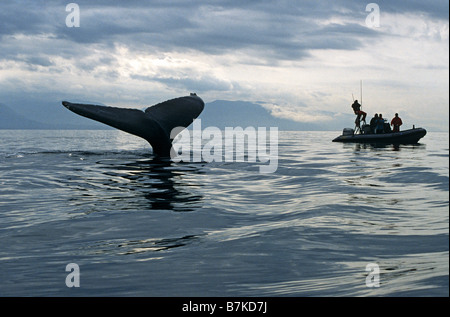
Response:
[[332, 127, 427, 144]]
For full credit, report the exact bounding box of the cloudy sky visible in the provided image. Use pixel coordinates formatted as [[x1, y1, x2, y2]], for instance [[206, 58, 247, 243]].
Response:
[[0, 0, 448, 130]]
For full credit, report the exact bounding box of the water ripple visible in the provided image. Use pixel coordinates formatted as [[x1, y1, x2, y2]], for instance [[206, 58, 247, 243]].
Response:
[[0, 130, 447, 296]]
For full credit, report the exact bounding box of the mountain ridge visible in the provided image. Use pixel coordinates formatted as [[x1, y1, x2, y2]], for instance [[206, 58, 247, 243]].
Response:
[[0, 100, 336, 130]]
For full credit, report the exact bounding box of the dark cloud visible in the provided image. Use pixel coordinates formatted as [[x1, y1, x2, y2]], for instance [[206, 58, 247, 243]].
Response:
[[23, 56, 54, 67], [0, 2, 361, 62], [1, 0, 447, 64], [0, 1, 48, 36], [375, 0, 449, 20], [131, 74, 236, 93]]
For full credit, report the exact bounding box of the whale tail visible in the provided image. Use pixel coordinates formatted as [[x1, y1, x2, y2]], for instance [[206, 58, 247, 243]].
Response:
[[62, 94, 204, 156]]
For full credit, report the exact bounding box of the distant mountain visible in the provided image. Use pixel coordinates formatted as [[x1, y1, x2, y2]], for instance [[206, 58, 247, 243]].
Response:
[[0, 102, 108, 130], [0, 103, 50, 129], [0, 99, 335, 130], [198, 100, 320, 130]]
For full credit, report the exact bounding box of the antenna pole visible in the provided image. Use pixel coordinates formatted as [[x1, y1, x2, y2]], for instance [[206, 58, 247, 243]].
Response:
[[360, 80, 363, 108]]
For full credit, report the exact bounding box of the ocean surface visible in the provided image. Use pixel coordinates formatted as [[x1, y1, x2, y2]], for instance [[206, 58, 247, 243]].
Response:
[[0, 130, 448, 297]]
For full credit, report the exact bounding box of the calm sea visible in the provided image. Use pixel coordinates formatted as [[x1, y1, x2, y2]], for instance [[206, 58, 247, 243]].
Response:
[[0, 130, 448, 296]]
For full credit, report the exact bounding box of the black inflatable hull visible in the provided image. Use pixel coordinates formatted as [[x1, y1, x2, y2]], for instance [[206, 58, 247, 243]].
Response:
[[332, 128, 427, 144]]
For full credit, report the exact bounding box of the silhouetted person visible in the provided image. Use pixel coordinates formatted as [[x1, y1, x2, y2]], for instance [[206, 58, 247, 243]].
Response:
[[376, 114, 385, 134], [391, 113, 403, 132], [351, 100, 366, 123], [369, 113, 378, 134]]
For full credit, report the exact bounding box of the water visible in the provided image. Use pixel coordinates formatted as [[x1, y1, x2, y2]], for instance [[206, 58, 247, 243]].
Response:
[[0, 130, 448, 296]]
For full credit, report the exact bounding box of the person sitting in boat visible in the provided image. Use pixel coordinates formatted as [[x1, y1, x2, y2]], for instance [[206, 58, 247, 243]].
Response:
[[351, 100, 367, 123], [391, 113, 403, 132], [369, 113, 378, 134], [376, 114, 385, 134]]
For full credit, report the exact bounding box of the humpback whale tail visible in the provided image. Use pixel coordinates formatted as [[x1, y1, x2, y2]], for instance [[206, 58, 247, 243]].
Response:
[[62, 94, 204, 157]]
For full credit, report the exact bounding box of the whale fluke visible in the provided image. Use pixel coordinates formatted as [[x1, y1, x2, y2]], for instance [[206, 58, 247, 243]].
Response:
[[62, 94, 204, 157]]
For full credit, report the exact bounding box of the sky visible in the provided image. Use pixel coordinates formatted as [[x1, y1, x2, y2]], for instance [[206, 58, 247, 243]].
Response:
[[0, 0, 448, 130]]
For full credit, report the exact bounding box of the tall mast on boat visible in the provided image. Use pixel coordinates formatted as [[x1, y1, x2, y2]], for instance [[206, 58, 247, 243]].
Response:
[[360, 80, 363, 109]]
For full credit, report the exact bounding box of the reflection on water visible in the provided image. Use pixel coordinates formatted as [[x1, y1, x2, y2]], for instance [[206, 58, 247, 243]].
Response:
[[63, 154, 204, 214], [87, 234, 200, 257], [117, 235, 199, 254], [96, 157, 204, 212], [344, 142, 426, 152]]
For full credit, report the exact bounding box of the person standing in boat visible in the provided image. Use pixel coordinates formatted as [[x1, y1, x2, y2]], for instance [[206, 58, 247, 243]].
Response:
[[391, 113, 403, 132], [351, 100, 367, 123], [376, 114, 385, 134], [369, 113, 378, 134]]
